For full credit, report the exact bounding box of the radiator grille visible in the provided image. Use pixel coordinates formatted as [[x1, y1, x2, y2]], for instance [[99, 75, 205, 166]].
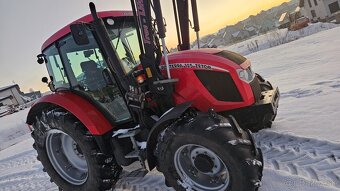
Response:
[[195, 70, 243, 102]]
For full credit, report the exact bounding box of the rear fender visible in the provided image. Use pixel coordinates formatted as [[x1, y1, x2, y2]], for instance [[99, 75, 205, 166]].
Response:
[[26, 92, 113, 135], [146, 101, 192, 170]]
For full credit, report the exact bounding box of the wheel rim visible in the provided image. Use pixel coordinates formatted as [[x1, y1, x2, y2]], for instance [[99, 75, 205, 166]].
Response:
[[174, 144, 230, 190], [46, 129, 88, 185]]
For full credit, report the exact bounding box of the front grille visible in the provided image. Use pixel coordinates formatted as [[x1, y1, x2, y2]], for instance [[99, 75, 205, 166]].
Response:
[[194, 70, 243, 102], [250, 77, 262, 102]]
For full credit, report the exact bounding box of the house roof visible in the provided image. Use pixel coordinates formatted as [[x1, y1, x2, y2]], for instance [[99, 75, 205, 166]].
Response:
[[0, 95, 12, 102], [279, 12, 288, 22], [232, 31, 241, 37], [244, 26, 256, 31], [0, 84, 19, 93], [295, 6, 301, 12]]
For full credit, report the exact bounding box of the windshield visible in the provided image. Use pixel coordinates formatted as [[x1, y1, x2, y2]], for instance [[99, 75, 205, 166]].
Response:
[[107, 16, 141, 74]]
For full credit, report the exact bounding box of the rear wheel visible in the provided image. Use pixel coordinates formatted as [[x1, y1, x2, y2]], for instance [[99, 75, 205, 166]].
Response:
[[156, 112, 263, 191], [31, 108, 122, 191], [45, 129, 88, 185]]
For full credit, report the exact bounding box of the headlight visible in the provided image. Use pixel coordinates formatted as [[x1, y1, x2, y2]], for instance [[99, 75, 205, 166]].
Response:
[[237, 67, 255, 83]]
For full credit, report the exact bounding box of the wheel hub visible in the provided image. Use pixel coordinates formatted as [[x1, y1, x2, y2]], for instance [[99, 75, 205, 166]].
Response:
[[72, 141, 84, 158], [174, 144, 230, 190], [194, 154, 214, 173], [46, 129, 88, 185]]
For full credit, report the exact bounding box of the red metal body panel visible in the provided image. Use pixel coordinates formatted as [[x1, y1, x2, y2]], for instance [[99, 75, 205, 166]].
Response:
[[161, 48, 255, 112], [32, 92, 113, 135], [41, 11, 133, 51]]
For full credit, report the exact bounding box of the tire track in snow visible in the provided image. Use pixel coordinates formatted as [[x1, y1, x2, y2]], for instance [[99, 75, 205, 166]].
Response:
[[114, 168, 174, 191], [1, 131, 340, 190], [114, 175, 174, 191], [0, 150, 38, 171], [256, 131, 340, 188], [0, 170, 57, 191], [0, 149, 58, 191]]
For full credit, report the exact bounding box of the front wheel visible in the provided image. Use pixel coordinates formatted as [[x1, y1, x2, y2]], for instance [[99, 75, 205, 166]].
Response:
[[156, 113, 263, 191]]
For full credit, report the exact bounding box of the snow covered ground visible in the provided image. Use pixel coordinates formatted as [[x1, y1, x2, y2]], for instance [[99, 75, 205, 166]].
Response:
[[0, 109, 30, 151], [1, 26, 340, 191], [223, 22, 339, 56]]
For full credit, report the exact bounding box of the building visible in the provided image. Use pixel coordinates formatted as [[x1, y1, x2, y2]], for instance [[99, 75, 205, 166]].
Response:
[[0, 84, 25, 106], [278, 7, 307, 29], [24, 91, 42, 100], [231, 30, 251, 41], [299, 0, 340, 21], [278, 12, 291, 28], [0, 96, 13, 106], [244, 26, 258, 36]]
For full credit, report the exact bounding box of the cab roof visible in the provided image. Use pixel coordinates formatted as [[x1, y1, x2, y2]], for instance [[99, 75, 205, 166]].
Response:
[[41, 11, 133, 51]]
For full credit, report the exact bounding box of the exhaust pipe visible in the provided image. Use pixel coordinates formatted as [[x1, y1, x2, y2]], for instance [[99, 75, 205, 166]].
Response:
[[191, 0, 200, 48]]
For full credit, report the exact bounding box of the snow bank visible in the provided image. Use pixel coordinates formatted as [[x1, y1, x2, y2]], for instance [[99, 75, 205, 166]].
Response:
[[247, 26, 340, 143], [222, 22, 339, 56], [0, 109, 30, 151]]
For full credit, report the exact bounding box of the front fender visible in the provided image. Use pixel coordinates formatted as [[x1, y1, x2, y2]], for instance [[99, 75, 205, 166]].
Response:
[[26, 91, 113, 135], [146, 101, 192, 170]]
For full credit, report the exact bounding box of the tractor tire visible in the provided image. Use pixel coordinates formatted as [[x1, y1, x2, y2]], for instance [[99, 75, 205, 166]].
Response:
[[31, 108, 122, 191], [156, 112, 263, 191]]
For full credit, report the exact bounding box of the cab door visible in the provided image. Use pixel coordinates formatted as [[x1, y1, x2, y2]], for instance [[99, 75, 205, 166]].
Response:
[[57, 34, 131, 123]]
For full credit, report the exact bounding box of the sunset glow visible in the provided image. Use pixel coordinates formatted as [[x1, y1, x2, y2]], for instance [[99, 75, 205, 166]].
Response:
[[163, 0, 291, 47], [0, 0, 292, 92]]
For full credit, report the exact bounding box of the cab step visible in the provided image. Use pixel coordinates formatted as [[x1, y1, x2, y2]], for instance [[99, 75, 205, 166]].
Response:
[[125, 150, 140, 159], [125, 168, 148, 178]]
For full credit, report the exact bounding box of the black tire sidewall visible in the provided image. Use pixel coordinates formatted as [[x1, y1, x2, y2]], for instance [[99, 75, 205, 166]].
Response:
[[160, 130, 257, 191], [34, 115, 107, 191]]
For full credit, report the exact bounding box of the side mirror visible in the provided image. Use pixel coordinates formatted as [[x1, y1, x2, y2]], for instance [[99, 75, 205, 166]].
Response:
[[42, 76, 56, 92], [37, 54, 47, 64], [70, 23, 90, 45], [42, 77, 49, 84]]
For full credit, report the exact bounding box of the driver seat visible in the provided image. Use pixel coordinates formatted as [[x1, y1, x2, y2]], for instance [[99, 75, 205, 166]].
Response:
[[80, 60, 106, 91]]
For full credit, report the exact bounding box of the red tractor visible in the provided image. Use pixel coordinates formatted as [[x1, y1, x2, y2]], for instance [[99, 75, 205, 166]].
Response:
[[27, 1, 279, 190]]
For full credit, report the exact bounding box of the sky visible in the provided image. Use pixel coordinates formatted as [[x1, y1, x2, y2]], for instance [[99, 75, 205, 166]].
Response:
[[0, 0, 290, 93]]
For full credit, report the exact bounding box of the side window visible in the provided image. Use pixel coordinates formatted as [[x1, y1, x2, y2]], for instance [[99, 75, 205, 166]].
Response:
[[57, 34, 131, 123], [308, 0, 312, 7], [311, 10, 316, 18], [66, 48, 108, 91], [125, 30, 141, 65], [44, 46, 69, 88]]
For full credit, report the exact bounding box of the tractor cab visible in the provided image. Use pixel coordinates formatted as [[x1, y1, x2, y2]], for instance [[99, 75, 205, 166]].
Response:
[[40, 12, 140, 123]]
